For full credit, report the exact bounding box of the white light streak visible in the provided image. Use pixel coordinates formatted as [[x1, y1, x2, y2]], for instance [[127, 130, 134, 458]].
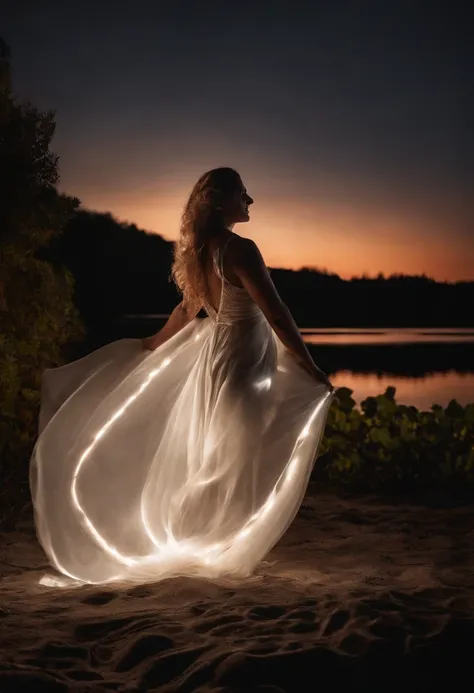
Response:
[[254, 377, 272, 392], [71, 358, 172, 566], [51, 347, 334, 585]]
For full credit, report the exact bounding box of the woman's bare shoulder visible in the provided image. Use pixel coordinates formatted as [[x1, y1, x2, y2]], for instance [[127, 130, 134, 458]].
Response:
[[227, 233, 262, 264]]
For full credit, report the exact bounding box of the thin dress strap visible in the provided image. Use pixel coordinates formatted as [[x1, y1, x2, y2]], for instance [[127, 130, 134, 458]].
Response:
[[213, 234, 233, 280]]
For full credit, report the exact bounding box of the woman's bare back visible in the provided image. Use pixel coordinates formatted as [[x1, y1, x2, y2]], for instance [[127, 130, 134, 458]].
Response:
[[203, 233, 245, 314]]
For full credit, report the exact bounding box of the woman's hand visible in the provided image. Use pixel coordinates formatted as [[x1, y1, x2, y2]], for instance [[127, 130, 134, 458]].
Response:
[[142, 335, 160, 351], [311, 368, 334, 392], [294, 355, 334, 391], [141, 301, 201, 353]]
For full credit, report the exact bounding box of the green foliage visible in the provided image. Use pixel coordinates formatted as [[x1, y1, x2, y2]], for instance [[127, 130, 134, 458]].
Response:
[[315, 387, 474, 491], [0, 41, 84, 526]]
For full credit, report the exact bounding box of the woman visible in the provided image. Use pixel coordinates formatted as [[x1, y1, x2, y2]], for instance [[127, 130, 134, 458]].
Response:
[[30, 167, 335, 585]]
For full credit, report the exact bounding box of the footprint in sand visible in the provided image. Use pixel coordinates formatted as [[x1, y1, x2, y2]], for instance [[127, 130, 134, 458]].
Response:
[[339, 632, 369, 655], [39, 642, 89, 662], [140, 646, 208, 689], [81, 590, 118, 606], [287, 608, 315, 621], [289, 621, 319, 634], [193, 613, 243, 634], [322, 608, 350, 636], [74, 615, 140, 641], [248, 605, 286, 620], [115, 633, 174, 672]]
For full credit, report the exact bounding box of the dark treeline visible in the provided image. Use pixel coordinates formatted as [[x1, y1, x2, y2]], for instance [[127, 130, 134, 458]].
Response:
[[44, 210, 178, 331], [47, 210, 474, 333]]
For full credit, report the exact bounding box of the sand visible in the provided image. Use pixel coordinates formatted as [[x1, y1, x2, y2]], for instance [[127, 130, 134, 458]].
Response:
[[1, 490, 473, 692]]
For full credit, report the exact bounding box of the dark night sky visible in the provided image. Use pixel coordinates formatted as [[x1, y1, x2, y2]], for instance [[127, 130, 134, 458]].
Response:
[[1, 0, 473, 280]]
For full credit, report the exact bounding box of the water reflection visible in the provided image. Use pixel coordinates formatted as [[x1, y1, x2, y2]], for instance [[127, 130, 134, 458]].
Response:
[[302, 327, 474, 345], [302, 328, 474, 409], [331, 370, 474, 410]]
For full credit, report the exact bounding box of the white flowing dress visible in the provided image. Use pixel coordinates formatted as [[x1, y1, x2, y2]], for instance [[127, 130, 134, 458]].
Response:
[[30, 244, 334, 584]]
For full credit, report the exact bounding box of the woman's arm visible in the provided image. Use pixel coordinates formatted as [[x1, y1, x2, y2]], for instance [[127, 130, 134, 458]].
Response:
[[231, 238, 333, 388], [142, 299, 201, 351]]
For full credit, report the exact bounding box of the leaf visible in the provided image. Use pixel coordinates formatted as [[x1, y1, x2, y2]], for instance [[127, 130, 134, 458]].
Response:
[[20, 387, 39, 402], [446, 399, 465, 419], [465, 404, 474, 424], [369, 426, 392, 448]]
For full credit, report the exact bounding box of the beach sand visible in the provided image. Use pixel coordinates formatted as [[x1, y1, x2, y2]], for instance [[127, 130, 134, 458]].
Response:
[[1, 490, 473, 692]]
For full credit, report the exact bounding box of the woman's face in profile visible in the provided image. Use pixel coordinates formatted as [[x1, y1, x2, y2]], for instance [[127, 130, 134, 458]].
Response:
[[223, 179, 254, 225]]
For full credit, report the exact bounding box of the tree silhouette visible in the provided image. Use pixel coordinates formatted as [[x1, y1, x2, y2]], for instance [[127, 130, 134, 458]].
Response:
[[0, 39, 83, 526], [46, 209, 178, 331]]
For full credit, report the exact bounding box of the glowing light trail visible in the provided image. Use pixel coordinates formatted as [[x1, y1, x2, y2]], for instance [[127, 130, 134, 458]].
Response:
[[50, 324, 334, 584]]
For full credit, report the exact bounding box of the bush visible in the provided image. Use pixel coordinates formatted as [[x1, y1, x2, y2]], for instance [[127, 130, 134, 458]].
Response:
[[315, 386, 474, 492], [0, 39, 84, 527]]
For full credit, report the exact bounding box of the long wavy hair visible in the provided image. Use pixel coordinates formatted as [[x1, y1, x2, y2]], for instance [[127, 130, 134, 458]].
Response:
[[172, 167, 242, 307]]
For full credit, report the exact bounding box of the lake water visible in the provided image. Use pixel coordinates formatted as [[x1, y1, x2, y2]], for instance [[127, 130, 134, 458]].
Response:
[[302, 328, 474, 410], [301, 327, 474, 345], [115, 320, 474, 410]]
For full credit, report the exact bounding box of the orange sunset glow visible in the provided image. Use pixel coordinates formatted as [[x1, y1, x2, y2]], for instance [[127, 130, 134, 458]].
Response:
[[76, 186, 473, 282]]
